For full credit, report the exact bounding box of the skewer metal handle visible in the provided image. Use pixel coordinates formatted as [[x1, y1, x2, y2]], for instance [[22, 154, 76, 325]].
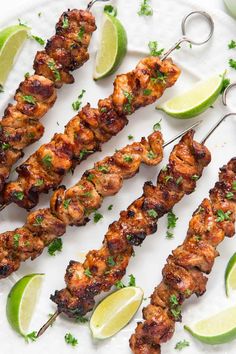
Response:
[[201, 81, 236, 144], [162, 10, 214, 60], [87, 0, 110, 10]]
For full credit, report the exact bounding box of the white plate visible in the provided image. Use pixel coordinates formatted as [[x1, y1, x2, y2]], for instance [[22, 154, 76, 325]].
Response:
[[0, 0, 236, 353]]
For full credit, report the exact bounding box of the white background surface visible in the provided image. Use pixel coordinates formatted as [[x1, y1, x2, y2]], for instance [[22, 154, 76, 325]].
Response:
[[0, 1, 236, 354]]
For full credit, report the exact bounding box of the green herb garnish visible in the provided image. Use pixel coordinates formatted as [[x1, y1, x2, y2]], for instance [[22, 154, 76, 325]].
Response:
[[62, 16, 69, 29], [104, 5, 117, 17], [24, 331, 37, 343], [72, 89, 86, 111], [48, 60, 61, 81], [22, 95, 36, 104], [93, 212, 103, 223], [147, 209, 158, 218], [138, 0, 153, 16], [148, 41, 164, 56], [14, 191, 24, 200], [216, 209, 231, 222], [31, 34, 45, 46], [229, 58, 236, 70], [13, 233, 21, 248], [175, 339, 190, 350], [228, 40, 236, 49], [64, 333, 78, 347], [42, 154, 52, 168], [153, 119, 162, 131], [84, 268, 93, 278], [48, 238, 63, 256]]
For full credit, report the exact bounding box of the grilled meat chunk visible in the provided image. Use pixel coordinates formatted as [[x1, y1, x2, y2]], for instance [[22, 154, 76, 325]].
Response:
[[130, 158, 236, 354], [0, 132, 164, 277], [0, 9, 96, 192], [1, 57, 180, 209], [50, 131, 211, 318]]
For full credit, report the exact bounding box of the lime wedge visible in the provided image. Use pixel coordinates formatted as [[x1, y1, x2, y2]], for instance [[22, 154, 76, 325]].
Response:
[[0, 25, 30, 87], [6, 273, 44, 335], [157, 74, 224, 119], [93, 12, 127, 80], [184, 306, 236, 344], [225, 252, 236, 297], [90, 286, 143, 339]]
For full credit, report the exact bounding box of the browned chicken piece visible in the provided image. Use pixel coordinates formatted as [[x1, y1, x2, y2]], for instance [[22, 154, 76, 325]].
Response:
[[0, 9, 96, 193], [1, 57, 180, 209], [130, 158, 236, 354], [50, 131, 211, 319], [0, 131, 164, 278]]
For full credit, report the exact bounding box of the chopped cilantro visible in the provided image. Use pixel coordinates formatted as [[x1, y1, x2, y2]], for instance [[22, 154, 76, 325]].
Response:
[[48, 238, 63, 256]]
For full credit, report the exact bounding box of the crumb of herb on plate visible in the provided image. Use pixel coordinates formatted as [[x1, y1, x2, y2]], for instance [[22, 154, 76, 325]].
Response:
[[138, 0, 153, 16], [72, 89, 86, 111], [148, 41, 165, 57], [228, 40, 236, 49], [47, 238, 63, 256], [175, 339, 190, 350], [64, 333, 78, 347]]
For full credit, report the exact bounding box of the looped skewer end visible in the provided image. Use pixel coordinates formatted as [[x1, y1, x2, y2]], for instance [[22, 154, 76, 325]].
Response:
[[161, 10, 214, 60], [37, 310, 61, 338], [201, 81, 236, 144], [87, 0, 110, 11], [222, 81, 236, 106]]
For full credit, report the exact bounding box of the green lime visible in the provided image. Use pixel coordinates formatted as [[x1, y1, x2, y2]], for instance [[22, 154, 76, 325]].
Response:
[[184, 306, 236, 344], [90, 286, 143, 339], [0, 25, 30, 87], [93, 12, 127, 80], [6, 273, 44, 335], [157, 74, 224, 119], [225, 252, 236, 297]]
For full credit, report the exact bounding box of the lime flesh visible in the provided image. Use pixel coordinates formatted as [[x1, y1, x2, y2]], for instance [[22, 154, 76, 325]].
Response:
[[157, 74, 224, 119], [225, 252, 236, 297], [6, 273, 44, 335], [184, 306, 236, 344], [0, 25, 29, 86], [93, 13, 127, 80], [90, 286, 143, 339]]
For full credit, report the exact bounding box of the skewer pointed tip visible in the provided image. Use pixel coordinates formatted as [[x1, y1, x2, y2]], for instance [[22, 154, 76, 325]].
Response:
[[37, 310, 60, 338]]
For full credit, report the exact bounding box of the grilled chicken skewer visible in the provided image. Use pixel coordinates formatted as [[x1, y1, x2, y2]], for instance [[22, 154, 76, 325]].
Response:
[[0, 130, 164, 277], [0, 57, 180, 210], [0, 4, 100, 193], [36, 130, 210, 336], [130, 158, 236, 354], [0, 122, 200, 278]]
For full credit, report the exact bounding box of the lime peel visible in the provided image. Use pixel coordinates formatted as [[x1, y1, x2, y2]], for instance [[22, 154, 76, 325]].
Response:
[[93, 13, 127, 80], [6, 273, 44, 335], [90, 286, 143, 339], [184, 306, 236, 345], [225, 252, 236, 296], [157, 74, 224, 119], [0, 25, 30, 86]]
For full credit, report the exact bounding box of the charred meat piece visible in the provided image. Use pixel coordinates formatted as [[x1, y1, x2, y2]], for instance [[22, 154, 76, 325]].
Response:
[[130, 158, 236, 354], [50, 131, 211, 318], [0, 132, 164, 278], [0, 9, 96, 192], [1, 57, 180, 209]]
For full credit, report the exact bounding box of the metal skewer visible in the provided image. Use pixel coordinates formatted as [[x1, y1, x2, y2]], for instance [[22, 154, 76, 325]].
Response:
[[36, 80, 236, 337], [161, 11, 214, 60], [36, 9, 216, 339], [36, 120, 202, 338], [87, 0, 110, 10], [201, 82, 236, 144]]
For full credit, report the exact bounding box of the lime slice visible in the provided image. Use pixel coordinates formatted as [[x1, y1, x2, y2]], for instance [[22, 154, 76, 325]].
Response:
[[0, 25, 29, 87], [184, 306, 236, 344], [225, 252, 236, 297], [90, 286, 143, 339], [157, 74, 224, 119], [93, 13, 127, 80], [6, 273, 44, 335]]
